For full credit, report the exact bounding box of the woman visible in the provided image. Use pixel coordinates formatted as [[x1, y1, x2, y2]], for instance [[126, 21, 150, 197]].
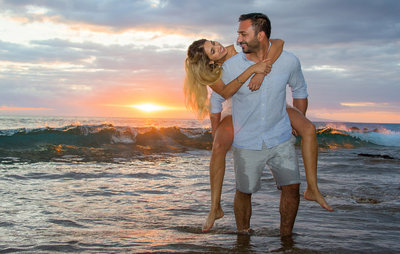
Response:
[[184, 39, 333, 232]]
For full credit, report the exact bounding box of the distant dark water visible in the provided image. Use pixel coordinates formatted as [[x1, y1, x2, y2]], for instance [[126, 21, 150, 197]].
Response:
[[0, 116, 399, 253]]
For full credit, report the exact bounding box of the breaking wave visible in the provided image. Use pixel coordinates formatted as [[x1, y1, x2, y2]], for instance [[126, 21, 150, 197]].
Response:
[[0, 123, 398, 163]]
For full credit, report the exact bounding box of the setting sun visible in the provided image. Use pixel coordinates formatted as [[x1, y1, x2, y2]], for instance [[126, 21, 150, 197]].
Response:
[[130, 103, 170, 112]]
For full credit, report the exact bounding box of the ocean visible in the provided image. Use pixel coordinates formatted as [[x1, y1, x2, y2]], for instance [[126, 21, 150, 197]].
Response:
[[0, 115, 399, 253]]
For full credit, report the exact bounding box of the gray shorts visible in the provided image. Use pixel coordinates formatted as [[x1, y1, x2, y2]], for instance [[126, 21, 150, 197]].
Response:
[[232, 136, 300, 193]]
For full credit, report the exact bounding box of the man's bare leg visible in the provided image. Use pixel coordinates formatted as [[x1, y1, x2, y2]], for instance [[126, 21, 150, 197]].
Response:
[[280, 184, 300, 237], [234, 189, 252, 233], [203, 116, 233, 232]]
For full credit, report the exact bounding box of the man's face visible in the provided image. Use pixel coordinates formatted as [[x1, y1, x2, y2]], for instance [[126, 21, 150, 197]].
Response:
[[237, 19, 260, 53]]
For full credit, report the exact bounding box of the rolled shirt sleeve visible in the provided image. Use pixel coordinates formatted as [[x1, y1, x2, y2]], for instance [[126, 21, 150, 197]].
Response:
[[288, 55, 308, 99]]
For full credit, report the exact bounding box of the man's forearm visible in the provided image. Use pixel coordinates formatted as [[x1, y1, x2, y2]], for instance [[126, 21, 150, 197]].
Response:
[[293, 98, 308, 115]]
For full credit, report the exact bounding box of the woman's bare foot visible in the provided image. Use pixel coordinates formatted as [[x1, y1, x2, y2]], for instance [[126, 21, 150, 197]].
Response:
[[304, 188, 334, 211], [202, 206, 224, 232]]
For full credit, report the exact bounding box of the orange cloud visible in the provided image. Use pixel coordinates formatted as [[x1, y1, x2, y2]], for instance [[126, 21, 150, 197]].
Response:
[[309, 109, 400, 123], [340, 102, 389, 107], [9, 16, 30, 23], [0, 105, 52, 111]]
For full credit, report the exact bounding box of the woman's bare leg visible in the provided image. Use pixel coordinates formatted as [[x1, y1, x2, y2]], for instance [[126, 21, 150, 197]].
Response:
[[286, 107, 333, 211], [203, 115, 234, 231]]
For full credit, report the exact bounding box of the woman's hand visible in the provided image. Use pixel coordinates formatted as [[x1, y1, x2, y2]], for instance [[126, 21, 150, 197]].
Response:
[[248, 73, 265, 91], [248, 59, 272, 91], [252, 59, 272, 74]]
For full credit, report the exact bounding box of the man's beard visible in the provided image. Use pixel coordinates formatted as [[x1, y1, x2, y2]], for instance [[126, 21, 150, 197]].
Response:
[[239, 37, 260, 53]]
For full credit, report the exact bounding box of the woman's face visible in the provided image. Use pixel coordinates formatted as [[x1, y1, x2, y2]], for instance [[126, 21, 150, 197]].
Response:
[[203, 40, 227, 63]]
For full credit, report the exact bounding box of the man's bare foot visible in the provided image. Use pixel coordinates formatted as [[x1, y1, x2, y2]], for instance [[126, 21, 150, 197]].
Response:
[[304, 188, 334, 211], [202, 207, 224, 232]]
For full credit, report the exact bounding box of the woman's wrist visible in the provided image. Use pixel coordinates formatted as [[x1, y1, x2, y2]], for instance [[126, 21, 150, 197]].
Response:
[[249, 64, 257, 73]]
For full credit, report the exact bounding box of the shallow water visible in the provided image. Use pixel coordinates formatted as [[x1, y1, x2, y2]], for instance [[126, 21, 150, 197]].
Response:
[[1, 145, 399, 253], [1, 117, 400, 253]]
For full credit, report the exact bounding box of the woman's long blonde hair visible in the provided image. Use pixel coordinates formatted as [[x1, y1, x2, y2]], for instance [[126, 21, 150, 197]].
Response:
[[184, 39, 222, 119]]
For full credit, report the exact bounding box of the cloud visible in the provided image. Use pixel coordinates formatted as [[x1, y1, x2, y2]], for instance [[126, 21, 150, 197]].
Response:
[[339, 102, 394, 108], [1, 0, 399, 42], [0, 0, 399, 121], [340, 102, 377, 107], [0, 105, 52, 111], [304, 65, 347, 73]]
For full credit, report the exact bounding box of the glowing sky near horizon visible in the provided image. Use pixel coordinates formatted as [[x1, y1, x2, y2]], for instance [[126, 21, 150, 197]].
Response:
[[0, 0, 399, 123]]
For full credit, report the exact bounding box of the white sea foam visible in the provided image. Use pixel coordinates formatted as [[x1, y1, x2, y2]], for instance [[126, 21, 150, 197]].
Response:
[[349, 131, 400, 147]]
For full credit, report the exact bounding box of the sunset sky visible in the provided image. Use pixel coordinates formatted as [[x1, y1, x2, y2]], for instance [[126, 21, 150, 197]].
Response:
[[0, 0, 399, 123]]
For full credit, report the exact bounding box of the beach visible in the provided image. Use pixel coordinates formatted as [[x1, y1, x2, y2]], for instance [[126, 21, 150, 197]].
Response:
[[0, 116, 399, 253]]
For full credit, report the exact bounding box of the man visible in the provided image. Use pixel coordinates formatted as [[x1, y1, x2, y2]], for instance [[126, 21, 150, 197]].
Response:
[[210, 13, 308, 237]]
